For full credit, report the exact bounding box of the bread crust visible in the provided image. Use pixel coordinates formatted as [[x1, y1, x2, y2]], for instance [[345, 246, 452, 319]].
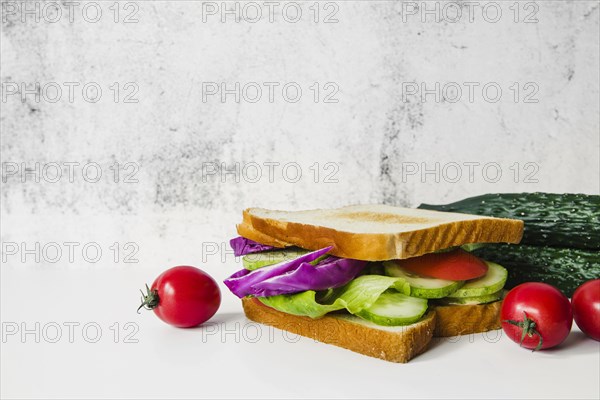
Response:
[[236, 222, 290, 248], [235, 210, 292, 247], [242, 206, 523, 261], [431, 301, 502, 337], [242, 298, 436, 363]]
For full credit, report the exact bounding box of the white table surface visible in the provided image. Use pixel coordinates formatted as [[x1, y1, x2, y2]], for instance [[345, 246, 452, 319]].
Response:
[[2, 264, 599, 400]]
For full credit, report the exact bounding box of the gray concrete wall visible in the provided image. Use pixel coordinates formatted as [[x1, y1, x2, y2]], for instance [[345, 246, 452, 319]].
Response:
[[1, 1, 598, 268]]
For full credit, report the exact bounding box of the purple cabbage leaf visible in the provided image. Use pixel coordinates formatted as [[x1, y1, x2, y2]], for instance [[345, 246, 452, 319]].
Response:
[[224, 247, 367, 298], [229, 236, 277, 257]]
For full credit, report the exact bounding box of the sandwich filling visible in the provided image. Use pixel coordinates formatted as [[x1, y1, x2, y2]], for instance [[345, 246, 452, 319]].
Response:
[[224, 237, 508, 327]]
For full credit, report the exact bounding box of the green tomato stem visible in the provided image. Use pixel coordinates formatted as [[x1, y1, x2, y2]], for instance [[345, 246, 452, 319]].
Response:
[[137, 284, 160, 313], [504, 311, 544, 351]]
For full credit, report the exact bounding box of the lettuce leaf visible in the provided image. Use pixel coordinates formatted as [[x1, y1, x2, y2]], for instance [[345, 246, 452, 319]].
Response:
[[258, 275, 410, 318]]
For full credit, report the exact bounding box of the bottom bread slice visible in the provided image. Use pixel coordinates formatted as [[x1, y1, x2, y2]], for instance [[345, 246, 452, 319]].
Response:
[[431, 300, 502, 337], [241, 297, 436, 363]]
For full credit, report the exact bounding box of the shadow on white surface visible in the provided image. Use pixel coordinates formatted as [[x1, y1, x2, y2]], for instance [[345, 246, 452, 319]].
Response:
[[194, 312, 243, 327], [412, 334, 465, 362], [543, 331, 600, 356]]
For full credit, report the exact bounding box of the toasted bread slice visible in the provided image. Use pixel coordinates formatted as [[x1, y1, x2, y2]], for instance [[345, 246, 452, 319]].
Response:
[[242, 297, 436, 363], [431, 301, 502, 337], [236, 210, 292, 247], [237, 221, 291, 248], [241, 205, 523, 261]]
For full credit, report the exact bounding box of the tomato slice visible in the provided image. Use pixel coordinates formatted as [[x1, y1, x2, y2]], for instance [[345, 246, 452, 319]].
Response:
[[395, 249, 488, 281]]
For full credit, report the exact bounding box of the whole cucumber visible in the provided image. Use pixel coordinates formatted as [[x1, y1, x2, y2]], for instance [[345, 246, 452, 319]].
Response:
[[474, 244, 600, 297], [419, 193, 600, 250]]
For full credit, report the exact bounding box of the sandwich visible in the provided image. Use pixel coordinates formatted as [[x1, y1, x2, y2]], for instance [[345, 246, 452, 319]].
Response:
[[224, 204, 523, 363]]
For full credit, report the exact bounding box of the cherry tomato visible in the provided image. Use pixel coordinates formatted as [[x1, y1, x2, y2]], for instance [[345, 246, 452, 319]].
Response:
[[396, 249, 488, 281], [571, 279, 600, 341], [501, 282, 572, 350], [138, 266, 221, 328]]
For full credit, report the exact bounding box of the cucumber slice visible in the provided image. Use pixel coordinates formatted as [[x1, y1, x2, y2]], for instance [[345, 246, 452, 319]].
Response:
[[242, 248, 308, 270], [356, 291, 428, 326], [461, 243, 486, 252], [383, 261, 464, 299], [434, 243, 485, 253], [441, 290, 504, 305], [447, 261, 507, 298]]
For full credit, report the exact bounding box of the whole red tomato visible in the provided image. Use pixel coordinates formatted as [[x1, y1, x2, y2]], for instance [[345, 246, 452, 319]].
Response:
[[571, 279, 600, 341], [501, 282, 572, 350], [138, 266, 221, 328]]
